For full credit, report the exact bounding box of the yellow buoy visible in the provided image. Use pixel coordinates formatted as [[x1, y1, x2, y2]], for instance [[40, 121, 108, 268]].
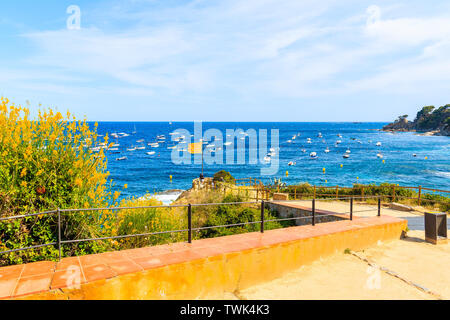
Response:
[[170, 175, 173, 181], [425, 156, 428, 160], [323, 168, 326, 173], [325, 180, 328, 183], [382, 160, 385, 163], [340, 164, 343, 168], [285, 171, 289, 177]]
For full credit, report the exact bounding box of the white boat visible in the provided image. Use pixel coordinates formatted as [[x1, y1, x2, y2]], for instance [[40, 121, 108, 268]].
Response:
[[413, 154, 417, 157], [149, 143, 160, 148], [116, 157, 127, 161], [301, 149, 307, 153], [343, 154, 350, 159], [287, 140, 292, 143], [346, 149, 351, 154], [109, 148, 119, 151], [127, 147, 136, 151], [338, 134, 342, 138], [263, 156, 271, 163], [112, 144, 120, 147], [310, 152, 318, 159], [136, 139, 145, 143], [111, 133, 119, 139], [377, 153, 383, 158], [318, 132, 323, 138], [336, 140, 342, 144], [168, 146, 177, 150], [325, 148, 330, 153], [136, 146, 146, 150], [376, 142, 382, 146], [146, 152, 156, 156], [224, 142, 232, 146], [288, 161, 296, 166]]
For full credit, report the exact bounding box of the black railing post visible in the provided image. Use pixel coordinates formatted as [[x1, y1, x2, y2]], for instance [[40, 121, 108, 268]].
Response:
[[57, 208, 62, 261], [350, 197, 353, 221], [188, 204, 192, 243], [261, 200, 265, 233], [378, 198, 381, 217], [312, 199, 316, 226]]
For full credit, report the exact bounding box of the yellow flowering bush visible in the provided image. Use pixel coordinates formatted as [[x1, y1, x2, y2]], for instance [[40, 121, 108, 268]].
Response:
[[114, 197, 186, 249], [0, 97, 114, 265]]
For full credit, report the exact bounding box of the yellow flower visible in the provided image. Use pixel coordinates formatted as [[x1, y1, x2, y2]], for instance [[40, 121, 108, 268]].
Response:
[[20, 168, 27, 177], [74, 178, 83, 187], [113, 191, 120, 200], [128, 222, 133, 226], [124, 184, 128, 189], [21, 181, 27, 188]]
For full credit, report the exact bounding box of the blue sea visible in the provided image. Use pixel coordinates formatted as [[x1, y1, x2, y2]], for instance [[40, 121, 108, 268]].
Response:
[[93, 122, 450, 199]]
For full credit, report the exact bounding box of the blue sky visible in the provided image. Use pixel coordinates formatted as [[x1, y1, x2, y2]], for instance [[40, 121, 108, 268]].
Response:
[[1, 0, 450, 121]]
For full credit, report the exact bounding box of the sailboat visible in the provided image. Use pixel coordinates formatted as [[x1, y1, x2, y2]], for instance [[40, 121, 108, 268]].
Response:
[[132, 125, 137, 134]]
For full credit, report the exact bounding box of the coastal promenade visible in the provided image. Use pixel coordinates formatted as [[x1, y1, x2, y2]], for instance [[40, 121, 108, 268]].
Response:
[[0, 211, 406, 300], [228, 229, 449, 300], [216, 203, 450, 300]]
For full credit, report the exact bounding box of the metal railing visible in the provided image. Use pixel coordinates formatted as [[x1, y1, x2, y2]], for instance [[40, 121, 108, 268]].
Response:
[[0, 196, 385, 262], [219, 181, 449, 208]]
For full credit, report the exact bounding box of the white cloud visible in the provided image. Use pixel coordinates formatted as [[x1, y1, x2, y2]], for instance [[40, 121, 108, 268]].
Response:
[[2, 0, 450, 120]]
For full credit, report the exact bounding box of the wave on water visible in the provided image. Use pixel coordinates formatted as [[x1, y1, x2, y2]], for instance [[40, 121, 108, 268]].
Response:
[[140, 190, 184, 205], [431, 171, 450, 178]]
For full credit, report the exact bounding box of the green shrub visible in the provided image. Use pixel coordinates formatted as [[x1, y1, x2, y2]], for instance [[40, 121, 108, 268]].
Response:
[[213, 170, 235, 184], [198, 194, 289, 238]]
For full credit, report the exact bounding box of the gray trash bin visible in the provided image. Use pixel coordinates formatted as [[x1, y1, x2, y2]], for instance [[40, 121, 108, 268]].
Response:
[[424, 212, 447, 244]]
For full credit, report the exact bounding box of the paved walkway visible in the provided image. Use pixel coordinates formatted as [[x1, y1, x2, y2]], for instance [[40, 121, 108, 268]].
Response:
[[277, 200, 430, 230], [213, 229, 449, 300]]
